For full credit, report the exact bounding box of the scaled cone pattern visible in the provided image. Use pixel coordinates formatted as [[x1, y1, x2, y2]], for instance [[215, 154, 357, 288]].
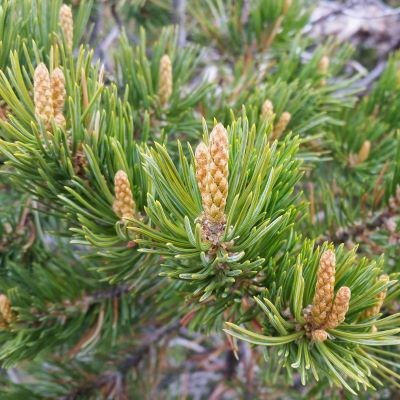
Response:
[[323, 286, 351, 329], [308, 251, 352, 341], [51, 68, 66, 127], [272, 111, 291, 140], [311, 329, 328, 342], [113, 170, 136, 219], [34, 63, 53, 129], [34, 64, 66, 130], [363, 274, 389, 318], [159, 54, 172, 106], [59, 4, 73, 51], [195, 142, 211, 209], [311, 250, 336, 326], [195, 123, 229, 224]]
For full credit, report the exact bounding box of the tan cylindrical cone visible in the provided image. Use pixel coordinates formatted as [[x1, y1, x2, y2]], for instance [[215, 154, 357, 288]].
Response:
[[324, 286, 351, 329], [159, 54, 173, 106], [59, 4, 74, 51], [311, 250, 336, 326], [113, 170, 136, 219], [34, 63, 54, 129]]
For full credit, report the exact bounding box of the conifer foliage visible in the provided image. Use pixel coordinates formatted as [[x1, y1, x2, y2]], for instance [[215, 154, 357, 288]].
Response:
[[0, 0, 399, 398]]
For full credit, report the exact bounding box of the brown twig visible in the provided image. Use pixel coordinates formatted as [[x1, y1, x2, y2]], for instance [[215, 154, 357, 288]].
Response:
[[59, 321, 181, 400], [31, 283, 134, 320], [316, 196, 400, 248]]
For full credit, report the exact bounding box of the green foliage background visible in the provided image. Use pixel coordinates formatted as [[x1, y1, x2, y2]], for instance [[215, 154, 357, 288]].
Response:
[[0, 0, 399, 398]]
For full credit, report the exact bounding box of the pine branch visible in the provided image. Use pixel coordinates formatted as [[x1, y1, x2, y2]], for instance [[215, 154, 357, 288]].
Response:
[[316, 188, 400, 248], [59, 321, 180, 400], [0, 0, 400, 397]]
